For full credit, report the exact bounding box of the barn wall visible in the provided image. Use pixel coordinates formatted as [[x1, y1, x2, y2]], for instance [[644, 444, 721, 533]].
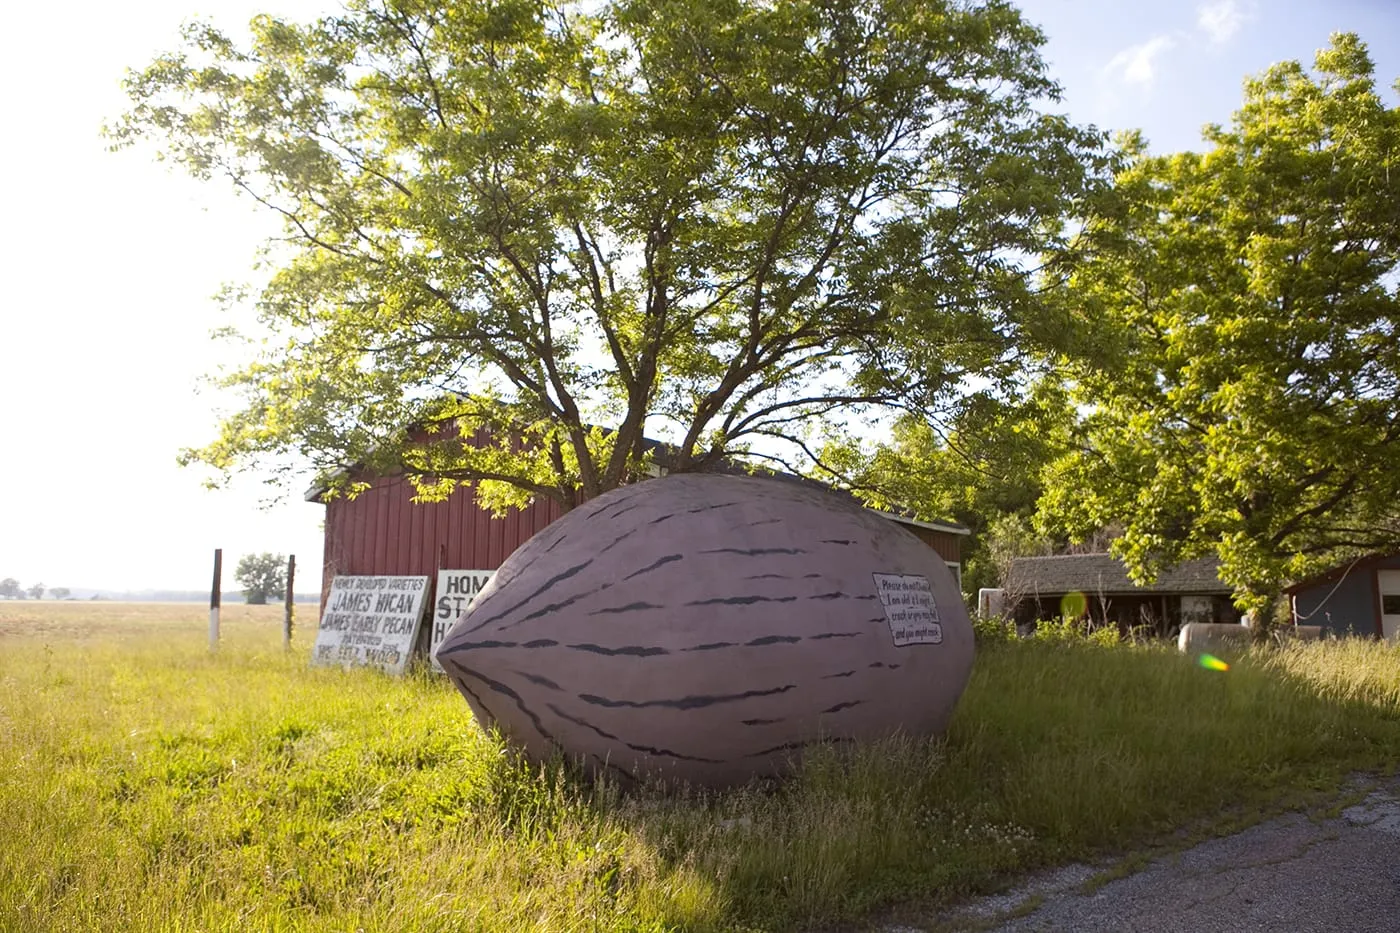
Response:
[[1292, 556, 1400, 637], [317, 474, 965, 607], [320, 477, 566, 605], [898, 525, 962, 563]]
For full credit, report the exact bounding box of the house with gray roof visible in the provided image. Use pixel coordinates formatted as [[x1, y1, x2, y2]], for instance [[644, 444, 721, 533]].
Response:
[[1004, 554, 1240, 636]]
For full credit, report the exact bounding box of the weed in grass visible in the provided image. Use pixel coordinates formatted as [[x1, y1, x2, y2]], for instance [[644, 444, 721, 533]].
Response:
[[1, 601, 1397, 932]]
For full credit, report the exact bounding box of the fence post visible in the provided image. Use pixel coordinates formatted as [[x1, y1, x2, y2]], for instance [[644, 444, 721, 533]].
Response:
[[209, 548, 222, 653], [284, 554, 296, 651]]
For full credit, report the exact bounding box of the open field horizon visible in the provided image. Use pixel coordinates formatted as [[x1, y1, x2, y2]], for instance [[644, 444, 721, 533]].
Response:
[[2, 600, 1397, 932], [0, 601, 300, 646]]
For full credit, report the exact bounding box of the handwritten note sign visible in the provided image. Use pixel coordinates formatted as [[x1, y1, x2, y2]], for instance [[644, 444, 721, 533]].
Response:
[[312, 575, 429, 675], [872, 573, 943, 647], [430, 569, 496, 671]]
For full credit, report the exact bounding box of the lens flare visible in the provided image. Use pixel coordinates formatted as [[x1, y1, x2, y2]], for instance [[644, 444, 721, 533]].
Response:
[[1059, 590, 1088, 618], [1198, 653, 1230, 672]]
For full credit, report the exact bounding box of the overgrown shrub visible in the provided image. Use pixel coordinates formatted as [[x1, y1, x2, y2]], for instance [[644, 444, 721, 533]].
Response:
[[971, 614, 1017, 645]]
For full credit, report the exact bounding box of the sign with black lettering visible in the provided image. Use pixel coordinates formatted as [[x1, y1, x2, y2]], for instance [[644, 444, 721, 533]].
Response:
[[312, 575, 429, 675], [431, 569, 496, 671], [872, 573, 943, 646]]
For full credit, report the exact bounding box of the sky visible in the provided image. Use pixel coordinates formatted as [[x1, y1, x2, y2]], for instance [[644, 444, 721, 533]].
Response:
[[1, 0, 1397, 594]]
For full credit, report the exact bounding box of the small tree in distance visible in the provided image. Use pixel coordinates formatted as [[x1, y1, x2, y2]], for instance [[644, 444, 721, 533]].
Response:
[[26, 583, 45, 601], [235, 553, 287, 605], [50, 587, 71, 600], [0, 579, 19, 600]]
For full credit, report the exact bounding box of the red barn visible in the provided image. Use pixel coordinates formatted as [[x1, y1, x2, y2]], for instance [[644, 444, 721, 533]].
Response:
[[307, 463, 969, 607]]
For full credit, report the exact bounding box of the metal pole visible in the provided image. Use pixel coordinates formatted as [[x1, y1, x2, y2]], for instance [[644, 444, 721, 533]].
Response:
[[209, 548, 222, 652], [284, 554, 296, 651]]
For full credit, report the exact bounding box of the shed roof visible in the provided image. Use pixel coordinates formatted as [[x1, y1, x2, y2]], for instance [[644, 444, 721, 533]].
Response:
[[1005, 554, 1230, 596]]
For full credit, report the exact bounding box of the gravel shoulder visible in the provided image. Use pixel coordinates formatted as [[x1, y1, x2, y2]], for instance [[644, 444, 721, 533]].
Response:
[[880, 774, 1400, 933]]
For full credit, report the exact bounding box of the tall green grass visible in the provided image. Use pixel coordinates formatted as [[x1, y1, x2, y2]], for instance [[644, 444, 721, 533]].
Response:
[[1, 604, 1397, 932]]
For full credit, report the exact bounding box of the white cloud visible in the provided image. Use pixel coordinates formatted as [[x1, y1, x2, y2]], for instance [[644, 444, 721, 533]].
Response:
[[1197, 0, 1254, 44], [1102, 36, 1176, 87]]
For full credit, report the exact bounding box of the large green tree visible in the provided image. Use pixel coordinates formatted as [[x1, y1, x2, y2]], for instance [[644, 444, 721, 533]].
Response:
[[1038, 34, 1400, 616], [818, 380, 1074, 594], [111, 0, 1104, 510]]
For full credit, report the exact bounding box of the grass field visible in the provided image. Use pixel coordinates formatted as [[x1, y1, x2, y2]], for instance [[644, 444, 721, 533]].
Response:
[[2, 601, 1397, 932]]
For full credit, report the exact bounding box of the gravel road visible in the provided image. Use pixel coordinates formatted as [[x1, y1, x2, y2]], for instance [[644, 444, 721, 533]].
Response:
[[933, 774, 1400, 933], [848, 774, 1400, 933]]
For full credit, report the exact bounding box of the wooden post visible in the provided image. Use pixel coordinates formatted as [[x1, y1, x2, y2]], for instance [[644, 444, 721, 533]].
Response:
[[422, 543, 449, 663], [209, 548, 222, 652], [283, 554, 296, 651]]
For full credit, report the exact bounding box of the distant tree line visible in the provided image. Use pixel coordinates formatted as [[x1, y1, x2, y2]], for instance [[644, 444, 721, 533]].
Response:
[[0, 571, 307, 604], [0, 579, 70, 600]]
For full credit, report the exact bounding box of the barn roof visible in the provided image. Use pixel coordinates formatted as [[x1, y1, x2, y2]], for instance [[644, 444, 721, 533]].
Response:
[[1005, 554, 1230, 596]]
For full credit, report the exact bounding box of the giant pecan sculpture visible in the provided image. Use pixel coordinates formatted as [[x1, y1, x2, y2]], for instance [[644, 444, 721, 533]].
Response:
[[436, 474, 974, 787]]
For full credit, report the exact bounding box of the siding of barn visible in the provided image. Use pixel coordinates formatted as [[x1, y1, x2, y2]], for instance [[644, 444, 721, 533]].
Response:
[[315, 471, 966, 608], [897, 523, 962, 563], [1291, 555, 1400, 639], [320, 475, 566, 605]]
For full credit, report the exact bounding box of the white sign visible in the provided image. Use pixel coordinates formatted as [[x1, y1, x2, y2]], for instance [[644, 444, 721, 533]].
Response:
[[431, 569, 496, 671], [312, 575, 430, 675], [872, 573, 943, 646]]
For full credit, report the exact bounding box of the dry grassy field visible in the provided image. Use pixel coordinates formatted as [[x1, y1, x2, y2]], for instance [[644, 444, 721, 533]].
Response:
[[2, 600, 1397, 932], [0, 600, 286, 644]]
